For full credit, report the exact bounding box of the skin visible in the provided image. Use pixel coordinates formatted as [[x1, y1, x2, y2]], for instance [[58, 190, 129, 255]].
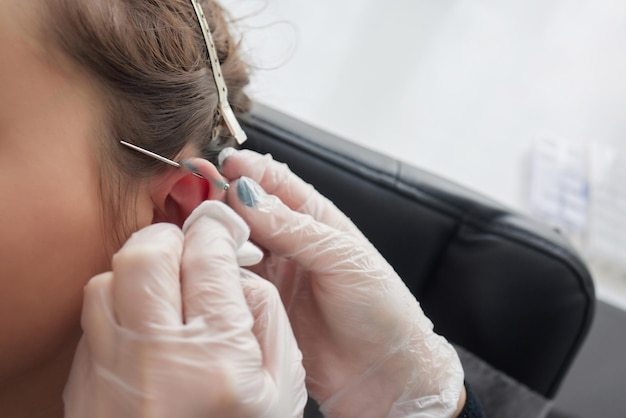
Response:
[[0, 3, 226, 416], [0, 2, 152, 416]]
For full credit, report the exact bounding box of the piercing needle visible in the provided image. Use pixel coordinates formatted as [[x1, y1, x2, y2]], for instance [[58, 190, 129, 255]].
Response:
[[120, 141, 230, 191]]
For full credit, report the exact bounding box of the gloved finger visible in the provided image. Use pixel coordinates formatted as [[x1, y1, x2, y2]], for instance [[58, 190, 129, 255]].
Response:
[[180, 201, 252, 328], [240, 269, 308, 418], [240, 269, 305, 379], [112, 223, 184, 333], [220, 148, 361, 236], [219, 148, 311, 210], [80, 272, 116, 363], [228, 177, 377, 279]]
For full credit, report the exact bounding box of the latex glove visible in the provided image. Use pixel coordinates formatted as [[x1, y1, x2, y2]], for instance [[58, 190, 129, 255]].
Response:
[[221, 149, 465, 418], [64, 201, 307, 418]]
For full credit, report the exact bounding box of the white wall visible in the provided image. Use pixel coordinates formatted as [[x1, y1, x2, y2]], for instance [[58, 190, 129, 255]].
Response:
[[222, 0, 626, 307]]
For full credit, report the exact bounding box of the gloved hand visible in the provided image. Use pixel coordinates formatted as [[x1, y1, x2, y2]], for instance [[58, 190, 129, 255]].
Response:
[[220, 149, 465, 418], [64, 201, 307, 418]]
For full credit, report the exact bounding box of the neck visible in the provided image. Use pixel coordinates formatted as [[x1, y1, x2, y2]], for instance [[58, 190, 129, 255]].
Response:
[[0, 335, 79, 418]]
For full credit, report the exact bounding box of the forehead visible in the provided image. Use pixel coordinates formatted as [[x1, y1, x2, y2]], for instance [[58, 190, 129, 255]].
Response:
[[0, 0, 102, 171], [0, 0, 94, 122], [0, 0, 38, 45], [0, 3, 40, 134], [0, 1, 54, 105], [0, 0, 85, 87]]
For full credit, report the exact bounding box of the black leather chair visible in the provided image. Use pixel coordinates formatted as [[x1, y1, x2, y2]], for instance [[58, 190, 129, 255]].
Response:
[[240, 103, 596, 413]]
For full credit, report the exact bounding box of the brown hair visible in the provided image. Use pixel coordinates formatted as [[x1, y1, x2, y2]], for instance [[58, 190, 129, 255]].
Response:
[[42, 0, 251, 245]]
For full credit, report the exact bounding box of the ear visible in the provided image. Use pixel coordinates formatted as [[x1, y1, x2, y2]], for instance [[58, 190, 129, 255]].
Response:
[[150, 158, 227, 228]]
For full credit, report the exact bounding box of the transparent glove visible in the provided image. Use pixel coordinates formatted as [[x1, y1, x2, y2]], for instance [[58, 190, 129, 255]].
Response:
[[220, 149, 465, 418], [64, 201, 307, 418]]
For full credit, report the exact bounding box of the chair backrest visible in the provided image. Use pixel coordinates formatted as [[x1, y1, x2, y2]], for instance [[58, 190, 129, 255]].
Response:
[[240, 103, 595, 398]]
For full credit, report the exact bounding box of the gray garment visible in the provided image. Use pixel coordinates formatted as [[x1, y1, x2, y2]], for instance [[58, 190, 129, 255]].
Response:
[[456, 345, 553, 418]]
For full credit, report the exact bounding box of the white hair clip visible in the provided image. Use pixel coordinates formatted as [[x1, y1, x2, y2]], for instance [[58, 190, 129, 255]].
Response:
[[190, 0, 247, 145]]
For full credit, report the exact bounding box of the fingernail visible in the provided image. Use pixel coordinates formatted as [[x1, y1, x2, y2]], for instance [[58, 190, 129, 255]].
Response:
[[237, 176, 265, 208], [212, 178, 231, 191], [181, 160, 230, 190], [180, 160, 200, 174], [218, 147, 237, 168]]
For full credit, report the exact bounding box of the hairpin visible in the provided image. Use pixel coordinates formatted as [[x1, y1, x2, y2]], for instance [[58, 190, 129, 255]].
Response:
[[190, 0, 247, 145], [118, 1, 242, 189]]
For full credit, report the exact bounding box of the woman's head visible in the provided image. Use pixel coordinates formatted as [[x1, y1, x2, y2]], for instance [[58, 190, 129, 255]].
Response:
[[46, 0, 251, 244], [0, 0, 249, 408]]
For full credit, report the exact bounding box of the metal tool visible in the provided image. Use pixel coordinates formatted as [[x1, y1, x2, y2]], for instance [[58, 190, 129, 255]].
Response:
[[190, 0, 247, 145], [120, 140, 230, 190]]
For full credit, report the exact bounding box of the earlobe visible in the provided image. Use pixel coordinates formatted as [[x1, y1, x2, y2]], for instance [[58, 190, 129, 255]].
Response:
[[150, 158, 227, 227]]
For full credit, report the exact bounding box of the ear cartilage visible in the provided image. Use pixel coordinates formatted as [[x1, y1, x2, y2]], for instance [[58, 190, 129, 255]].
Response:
[[120, 141, 230, 190]]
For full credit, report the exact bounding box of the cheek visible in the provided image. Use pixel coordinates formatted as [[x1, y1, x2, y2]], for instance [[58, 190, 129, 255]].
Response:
[[0, 15, 125, 380], [135, 187, 157, 230], [0, 157, 110, 380]]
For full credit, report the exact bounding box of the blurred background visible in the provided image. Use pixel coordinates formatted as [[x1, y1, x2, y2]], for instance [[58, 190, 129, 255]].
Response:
[[221, 1, 626, 416]]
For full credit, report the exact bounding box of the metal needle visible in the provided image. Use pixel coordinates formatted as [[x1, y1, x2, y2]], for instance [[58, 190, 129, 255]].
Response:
[[120, 141, 230, 190]]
